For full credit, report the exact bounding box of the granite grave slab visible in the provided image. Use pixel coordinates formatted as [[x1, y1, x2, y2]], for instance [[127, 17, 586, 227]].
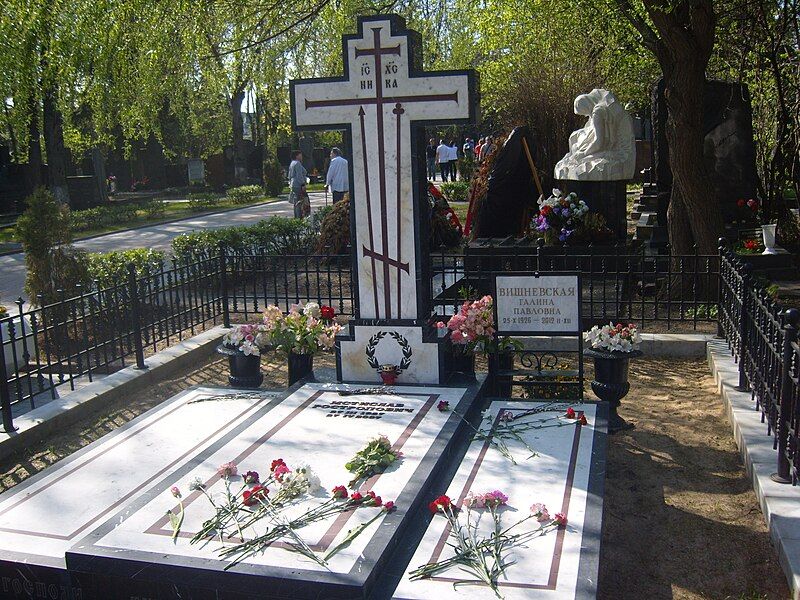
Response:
[[385, 400, 607, 600], [63, 380, 485, 599]]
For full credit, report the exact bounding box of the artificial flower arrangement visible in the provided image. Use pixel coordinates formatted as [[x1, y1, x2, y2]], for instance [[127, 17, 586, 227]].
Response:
[[168, 457, 395, 569], [583, 322, 642, 353], [262, 302, 342, 356], [410, 490, 566, 596], [222, 323, 271, 356], [438, 295, 521, 353], [735, 237, 764, 255], [531, 189, 612, 245]]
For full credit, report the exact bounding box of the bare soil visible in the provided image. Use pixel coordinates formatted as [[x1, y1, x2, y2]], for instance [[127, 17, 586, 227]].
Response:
[[0, 354, 789, 599]]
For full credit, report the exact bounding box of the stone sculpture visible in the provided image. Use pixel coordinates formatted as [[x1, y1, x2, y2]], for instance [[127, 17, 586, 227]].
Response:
[[554, 89, 636, 181]]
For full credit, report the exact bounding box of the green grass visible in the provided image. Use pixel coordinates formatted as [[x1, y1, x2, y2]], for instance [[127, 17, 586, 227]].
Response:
[[451, 202, 469, 226], [281, 182, 326, 193], [0, 195, 279, 245]]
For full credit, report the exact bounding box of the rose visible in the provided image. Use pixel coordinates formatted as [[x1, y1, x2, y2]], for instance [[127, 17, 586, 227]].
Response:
[[242, 485, 268, 506], [366, 490, 383, 507], [383, 500, 396, 512], [332, 485, 348, 499], [320, 305, 335, 320], [437, 400, 450, 412], [579, 414, 588, 426], [565, 407, 576, 419], [243, 470, 260, 484], [428, 494, 453, 514]]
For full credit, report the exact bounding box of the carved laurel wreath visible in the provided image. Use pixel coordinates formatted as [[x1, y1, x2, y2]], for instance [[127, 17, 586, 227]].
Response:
[[365, 331, 413, 373]]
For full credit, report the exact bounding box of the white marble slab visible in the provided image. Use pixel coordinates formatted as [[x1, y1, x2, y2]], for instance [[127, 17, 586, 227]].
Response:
[[0, 387, 276, 567], [69, 383, 470, 577], [391, 401, 604, 600]]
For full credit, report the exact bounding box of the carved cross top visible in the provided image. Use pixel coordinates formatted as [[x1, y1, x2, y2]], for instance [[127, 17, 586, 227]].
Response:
[[291, 15, 475, 321]]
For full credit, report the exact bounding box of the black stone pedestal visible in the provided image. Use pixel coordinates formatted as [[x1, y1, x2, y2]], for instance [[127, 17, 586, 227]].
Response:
[[559, 179, 628, 241]]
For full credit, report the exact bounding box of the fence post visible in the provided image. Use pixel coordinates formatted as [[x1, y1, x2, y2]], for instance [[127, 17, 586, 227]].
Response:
[[774, 308, 800, 484], [737, 263, 752, 391], [0, 333, 15, 433], [127, 263, 147, 370], [717, 238, 725, 338], [219, 243, 231, 328]]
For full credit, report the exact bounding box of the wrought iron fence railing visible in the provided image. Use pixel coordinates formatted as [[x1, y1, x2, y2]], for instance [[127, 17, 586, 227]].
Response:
[[1, 242, 752, 436], [718, 242, 800, 484]]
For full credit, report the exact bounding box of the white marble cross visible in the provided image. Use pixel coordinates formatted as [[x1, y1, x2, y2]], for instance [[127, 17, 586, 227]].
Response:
[[291, 15, 474, 321]]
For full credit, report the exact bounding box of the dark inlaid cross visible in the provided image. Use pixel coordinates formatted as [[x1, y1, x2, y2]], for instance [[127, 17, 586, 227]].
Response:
[[291, 16, 474, 321]]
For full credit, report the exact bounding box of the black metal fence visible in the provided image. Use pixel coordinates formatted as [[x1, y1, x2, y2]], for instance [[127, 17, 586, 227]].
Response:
[[718, 242, 800, 484], [432, 244, 720, 330], [0, 242, 738, 435]]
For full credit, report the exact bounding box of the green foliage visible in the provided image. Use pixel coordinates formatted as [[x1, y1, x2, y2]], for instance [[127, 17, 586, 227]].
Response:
[[263, 157, 285, 197], [226, 185, 264, 205], [15, 188, 90, 304], [684, 304, 719, 320], [439, 181, 470, 203], [140, 198, 166, 219], [187, 192, 217, 211], [86, 249, 166, 289], [69, 204, 138, 233], [171, 216, 319, 260], [457, 156, 475, 183]]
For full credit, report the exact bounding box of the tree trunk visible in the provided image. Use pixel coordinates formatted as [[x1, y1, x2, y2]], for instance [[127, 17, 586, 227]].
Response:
[[27, 96, 43, 190], [43, 85, 70, 205], [229, 89, 247, 186]]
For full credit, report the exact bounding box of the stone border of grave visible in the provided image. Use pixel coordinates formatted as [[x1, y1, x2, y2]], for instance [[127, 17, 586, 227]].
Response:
[[707, 340, 800, 599], [0, 325, 226, 462], [0, 330, 714, 464]]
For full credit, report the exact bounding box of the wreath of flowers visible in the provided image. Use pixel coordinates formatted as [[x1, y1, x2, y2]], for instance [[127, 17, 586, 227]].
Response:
[[365, 331, 413, 373]]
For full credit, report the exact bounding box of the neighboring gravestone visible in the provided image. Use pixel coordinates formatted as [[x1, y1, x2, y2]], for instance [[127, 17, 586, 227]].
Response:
[[291, 14, 477, 384], [187, 158, 205, 184], [642, 79, 759, 242]]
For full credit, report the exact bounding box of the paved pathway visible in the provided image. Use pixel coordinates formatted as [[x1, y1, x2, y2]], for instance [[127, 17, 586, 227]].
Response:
[[0, 192, 330, 310]]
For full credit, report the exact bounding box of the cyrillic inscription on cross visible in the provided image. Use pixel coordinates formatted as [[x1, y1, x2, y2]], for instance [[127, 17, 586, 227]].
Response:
[[290, 15, 475, 321]]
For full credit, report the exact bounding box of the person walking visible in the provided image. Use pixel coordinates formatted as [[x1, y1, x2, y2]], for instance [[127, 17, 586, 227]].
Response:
[[287, 150, 309, 218], [474, 137, 484, 162], [426, 138, 437, 181], [448, 141, 459, 181], [325, 147, 349, 203], [463, 137, 475, 160], [479, 135, 495, 162], [436, 139, 450, 182]]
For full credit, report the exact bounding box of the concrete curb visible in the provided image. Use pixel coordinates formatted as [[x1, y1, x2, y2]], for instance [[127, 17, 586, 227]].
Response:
[[0, 326, 227, 463], [523, 333, 713, 357], [707, 339, 800, 599]]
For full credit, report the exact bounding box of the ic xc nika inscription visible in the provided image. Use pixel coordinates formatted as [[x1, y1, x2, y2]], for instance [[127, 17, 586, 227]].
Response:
[[312, 399, 415, 419]]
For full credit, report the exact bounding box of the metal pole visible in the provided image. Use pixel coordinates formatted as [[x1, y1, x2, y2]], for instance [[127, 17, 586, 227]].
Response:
[[219, 243, 231, 328], [0, 331, 15, 433], [127, 263, 147, 370], [774, 308, 800, 483], [717, 238, 726, 339], [737, 263, 752, 391]]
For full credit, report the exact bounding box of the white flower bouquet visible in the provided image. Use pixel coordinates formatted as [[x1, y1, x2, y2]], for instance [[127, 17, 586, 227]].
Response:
[[583, 322, 642, 353], [222, 323, 271, 356]]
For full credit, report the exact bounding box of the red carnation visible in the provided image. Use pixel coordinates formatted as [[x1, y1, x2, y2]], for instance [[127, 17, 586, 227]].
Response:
[[332, 485, 348, 499], [321, 305, 336, 320], [242, 485, 268, 507], [383, 500, 396, 512], [270, 458, 286, 472], [579, 414, 588, 426], [350, 491, 364, 502], [429, 494, 453, 514], [367, 490, 383, 506], [565, 407, 576, 419], [541, 205, 552, 215]]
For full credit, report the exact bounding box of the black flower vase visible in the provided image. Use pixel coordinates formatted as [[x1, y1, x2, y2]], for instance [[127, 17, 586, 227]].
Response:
[[288, 352, 314, 386], [584, 348, 642, 433], [488, 351, 514, 397], [217, 345, 263, 389], [450, 345, 476, 379]]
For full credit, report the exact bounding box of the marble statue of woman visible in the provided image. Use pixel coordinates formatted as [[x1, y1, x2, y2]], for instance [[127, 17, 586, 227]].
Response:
[[554, 89, 636, 181]]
